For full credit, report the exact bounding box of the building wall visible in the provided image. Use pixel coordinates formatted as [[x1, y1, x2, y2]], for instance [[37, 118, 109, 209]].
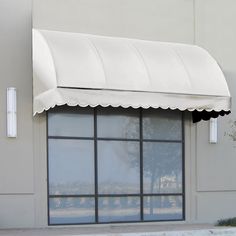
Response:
[[0, 0, 35, 228], [194, 0, 236, 221], [0, 0, 235, 228]]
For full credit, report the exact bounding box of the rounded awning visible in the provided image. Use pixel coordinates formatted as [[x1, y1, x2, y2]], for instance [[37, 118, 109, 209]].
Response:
[[33, 29, 231, 122]]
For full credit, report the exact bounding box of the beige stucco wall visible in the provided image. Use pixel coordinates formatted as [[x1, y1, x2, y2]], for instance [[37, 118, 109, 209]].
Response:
[[194, 0, 236, 221], [0, 0, 35, 228], [0, 0, 236, 228]]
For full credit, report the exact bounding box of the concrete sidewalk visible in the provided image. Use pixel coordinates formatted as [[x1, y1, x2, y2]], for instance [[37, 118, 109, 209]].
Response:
[[0, 224, 235, 236]]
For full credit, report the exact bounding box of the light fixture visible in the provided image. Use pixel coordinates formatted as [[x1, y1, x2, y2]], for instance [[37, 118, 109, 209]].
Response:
[[7, 87, 17, 138], [209, 118, 217, 144]]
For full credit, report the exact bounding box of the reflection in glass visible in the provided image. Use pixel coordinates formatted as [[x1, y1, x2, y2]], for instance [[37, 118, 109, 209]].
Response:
[[98, 141, 140, 194], [47, 107, 184, 224], [97, 107, 139, 139], [48, 139, 94, 195], [48, 108, 93, 137], [98, 197, 140, 222], [144, 196, 183, 221], [143, 142, 182, 194], [143, 109, 182, 140], [49, 197, 95, 224]]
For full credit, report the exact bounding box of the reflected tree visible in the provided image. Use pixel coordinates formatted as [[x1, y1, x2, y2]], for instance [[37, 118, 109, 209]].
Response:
[[125, 109, 182, 215]]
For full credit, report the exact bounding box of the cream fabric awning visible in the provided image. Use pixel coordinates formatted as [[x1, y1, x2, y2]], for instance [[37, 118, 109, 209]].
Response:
[[33, 29, 231, 121]]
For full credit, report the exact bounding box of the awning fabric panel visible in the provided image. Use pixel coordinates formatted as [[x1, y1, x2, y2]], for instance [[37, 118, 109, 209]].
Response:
[[33, 29, 231, 117]]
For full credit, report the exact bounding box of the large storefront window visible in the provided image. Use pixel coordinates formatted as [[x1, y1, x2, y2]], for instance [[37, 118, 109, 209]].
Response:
[[47, 106, 184, 225]]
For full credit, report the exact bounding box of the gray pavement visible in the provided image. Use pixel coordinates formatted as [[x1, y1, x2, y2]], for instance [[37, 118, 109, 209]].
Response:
[[0, 224, 234, 236]]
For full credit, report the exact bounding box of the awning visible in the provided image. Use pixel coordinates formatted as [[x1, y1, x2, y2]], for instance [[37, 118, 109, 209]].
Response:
[[33, 29, 231, 122]]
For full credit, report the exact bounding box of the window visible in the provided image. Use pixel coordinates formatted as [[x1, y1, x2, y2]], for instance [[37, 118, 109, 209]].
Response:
[[47, 106, 184, 225]]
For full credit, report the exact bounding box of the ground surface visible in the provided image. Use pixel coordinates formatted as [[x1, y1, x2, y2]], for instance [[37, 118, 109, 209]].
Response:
[[0, 223, 235, 236]]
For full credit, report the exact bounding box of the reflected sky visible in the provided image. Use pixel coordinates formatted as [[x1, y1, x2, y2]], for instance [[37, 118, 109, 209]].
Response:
[[143, 109, 182, 140], [97, 108, 139, 139], [98, 141, 140, 194], [48, 107, 184, 224], [49, 139, 94, 194], [48, 109, 94, 137]]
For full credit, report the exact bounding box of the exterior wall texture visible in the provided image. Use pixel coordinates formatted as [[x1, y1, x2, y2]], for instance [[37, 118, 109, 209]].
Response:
[[0, 0, 34, 228], [0, 0, 235, 228]]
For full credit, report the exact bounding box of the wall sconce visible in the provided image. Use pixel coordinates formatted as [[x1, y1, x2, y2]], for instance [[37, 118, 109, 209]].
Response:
[[209, 118, 217, 144], [7, 87, 17, 138]]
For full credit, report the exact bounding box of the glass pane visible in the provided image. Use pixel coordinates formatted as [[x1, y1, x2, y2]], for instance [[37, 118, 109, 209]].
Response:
[[143, 109, 182, 140], [48, 139, 94, 195], [98, 141, 140, 194], [98, 197, 140, 222], [143, 142, 182, 194], [48, 108, 93, 137], [144, 196, 183, 221], [97, 107, 139, 139], [49, 197, 95, 224]]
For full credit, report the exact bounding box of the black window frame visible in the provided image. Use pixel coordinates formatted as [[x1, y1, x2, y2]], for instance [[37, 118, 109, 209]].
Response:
[[47, 106, 185, 225]]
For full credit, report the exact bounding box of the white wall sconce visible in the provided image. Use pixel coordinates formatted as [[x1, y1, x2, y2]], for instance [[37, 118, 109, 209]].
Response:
[[7, 87, 17, 138], [209, 118, 217, 144]]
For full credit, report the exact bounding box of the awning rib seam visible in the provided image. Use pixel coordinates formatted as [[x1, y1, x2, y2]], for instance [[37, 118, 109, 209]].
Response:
[[84, 36, 108, 85], [127, 42, 152, 84]]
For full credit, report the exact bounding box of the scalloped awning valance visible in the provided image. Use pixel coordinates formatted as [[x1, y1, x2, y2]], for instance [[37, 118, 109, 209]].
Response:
[[33, 29, 231, 122]]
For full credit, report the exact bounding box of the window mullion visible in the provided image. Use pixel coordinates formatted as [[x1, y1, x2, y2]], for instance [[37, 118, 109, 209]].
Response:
[[94, 107, 98, 223], [47, 107, 184, 225], [182, 111, 185, 220], [139, 108, 144, 221]]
